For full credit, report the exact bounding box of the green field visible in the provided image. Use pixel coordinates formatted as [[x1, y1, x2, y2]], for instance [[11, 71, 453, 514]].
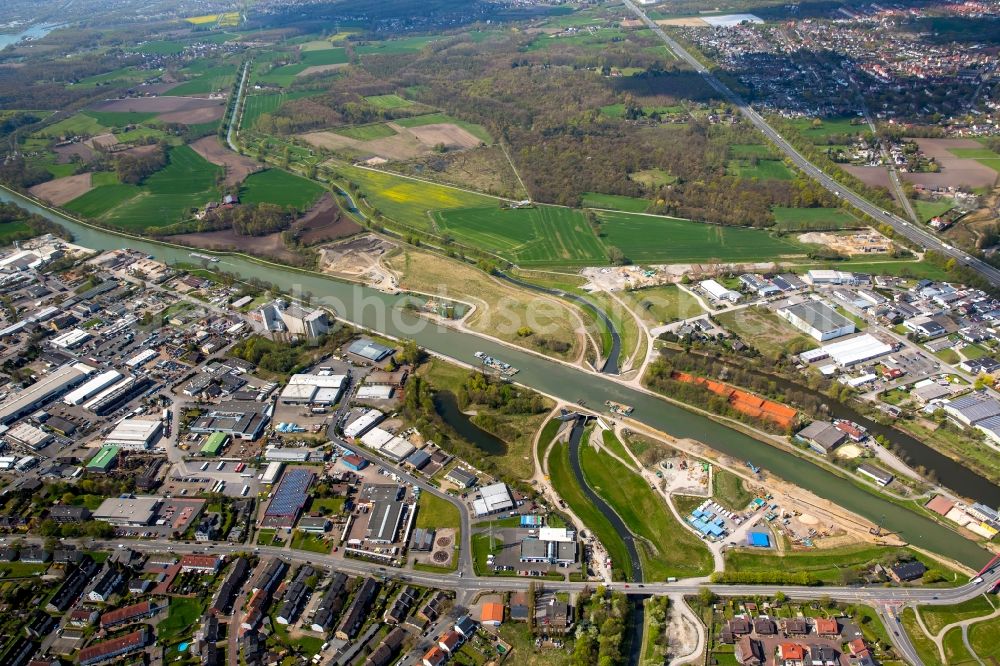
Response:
[[789, 117, 868, 142], [83, 110, 159, 126], [241, 91, 318, 129], [167, 65, 237, 96], [75, 67, 149, 88], [392, 112, 492, 143], [597, 210, 809, 263], [599, 103, 685, 119], [712, 469, 754, 511], [343, 165, 498, 231], [913, 198, 955, 222], [629, 168, 675, 188], [290, 530, 330, 553], [920, 595, 996, 635], [434, 205, 608, 266], [722, 544, 924, 585], [88, 144, 221, 230], [949, 147, 1000, 159], [581, 192, 649, 213], [968, 615, 1000, 662], [621, 284, 704, 326], [526, 27, 628, 52], [36, 113, 107, 138], [728, 158, 794, 180], [157, 597, 205, 641], [547, 439, 632, 580], [580, 443, 712, 580], [332, 123, 397, 140], [138, 39, 187, 55], [415, 492, 461, 530], [301, 47, 348, 66], [0, 221, 31, 245], [365, 94, 413, 109], [355, 35, 442, 55], [64, 183, 142, 218], [730, 144, 773, 158], [240, 169, 326, 210], [772, 206, 859, 231]]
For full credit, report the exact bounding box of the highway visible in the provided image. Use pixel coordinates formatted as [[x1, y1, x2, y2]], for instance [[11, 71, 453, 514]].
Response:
[[621, 0, 1000, 289]]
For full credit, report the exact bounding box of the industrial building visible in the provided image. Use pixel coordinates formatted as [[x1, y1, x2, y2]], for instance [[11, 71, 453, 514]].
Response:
[[261, 461, 285, 485], [200, 432, 229, 456], [0, 362, 93, 424], [63, 370, 123, 406], [343, 409, 385, 439], [699, 279, 740, 303], [261, 467, 314, 528], [473, 483, 514, 516], [362, 485, 406, 544], [51, 328, 91, 350], [7, 422, 53, 450], [777, 301, 855, 341], [803, 270, 855, 285], [257, 301, 329, 339], [279, 373, 346, 405], [86, 445, 119, 473], [265, 446, 310, 462], [519, 528, 577, 564], [347, 338, 395, 363], [817, 334, 893, 367], [93, 496, 162, 527], [795, 420, 847, 454], [104, 418, 162, 450], [943, 391, 1000, 427], [189, 402, 269, 440]]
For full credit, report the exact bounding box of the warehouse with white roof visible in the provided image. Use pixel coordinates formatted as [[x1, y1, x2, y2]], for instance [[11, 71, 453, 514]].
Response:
[[821, 334, 893, 367], [473, 482, 514, 516], [0, 362, 93, 424], [699, 279, 740, 303], [63, 370, 123, 406], [279, 374, 346, 405], [343, 409, 384, 439], [104, 418, 162, 450]]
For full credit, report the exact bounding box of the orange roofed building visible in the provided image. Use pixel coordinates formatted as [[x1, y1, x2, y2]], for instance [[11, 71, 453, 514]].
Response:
[[672, 371, 798, 429]]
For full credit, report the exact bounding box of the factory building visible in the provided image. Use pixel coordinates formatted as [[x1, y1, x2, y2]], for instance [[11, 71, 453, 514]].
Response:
[[777, 300, 855, 341]]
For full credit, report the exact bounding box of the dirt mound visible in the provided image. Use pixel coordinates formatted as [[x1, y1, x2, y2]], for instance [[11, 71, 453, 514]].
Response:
[[190, 136, 262, 186], [435, 536, 452, 548], [29, 173, 93, 205], [432, 550, 449, 563], [289, 192, 361, 245]]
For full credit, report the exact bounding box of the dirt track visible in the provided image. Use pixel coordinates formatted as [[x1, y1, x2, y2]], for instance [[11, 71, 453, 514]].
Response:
[[190, 136, 262, 186], [29, 173, 93, 205]]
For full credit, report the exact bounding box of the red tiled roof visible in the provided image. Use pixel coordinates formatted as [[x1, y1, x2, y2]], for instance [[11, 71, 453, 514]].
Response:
[[925, 495, 955, 516], [78, 629, 146, 663], [100, 601, 155, 628], [179, 554, 220, 570], [779, 642, 805, 660], [815, 617, 839, 634]]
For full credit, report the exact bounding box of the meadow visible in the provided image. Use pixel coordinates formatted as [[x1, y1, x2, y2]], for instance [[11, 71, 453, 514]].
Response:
[[728, 158, 794, 180], [332, 123, 397, 140], [599, 103, 685, 119], [240, 169, 325, 210], [580, 443, 712, 580], [912, 199, 955, 222], [364, 94, 413, 109], [629, 168, 675, 188], [596, 210, 809, 263], [581, 192, 650, 213], [35, 113, 107, 138], [83, 110, 159, 126], [788, 117, 869, 142], [772, 206, 859, 230], [354, 35, 442, 56], [167, 65, 236, 96], [434, 205, 608, 266], [64, 183, 141, 218], [341, 165, 496, 231]]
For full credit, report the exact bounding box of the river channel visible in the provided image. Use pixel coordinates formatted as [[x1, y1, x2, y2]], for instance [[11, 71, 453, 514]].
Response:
[[1, 186, 993, 569]]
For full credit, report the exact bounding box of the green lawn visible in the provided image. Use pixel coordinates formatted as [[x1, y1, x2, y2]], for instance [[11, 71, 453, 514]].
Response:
[[600, 429, 634, 467], [332, 123, 398, 141], [415, 492, 461, 530], [772, 206, 859, 231], [365, 94, 413, 109], [913, 198, 955, 222], [580, 443, 712, 580], [548, 438, 632, 580], [902, 608, 942, 666], [730, 144, 773, 158], [138, 39, 187, 55], [968, 615, 1000, 662], [620, 284, 704, 326], [167, 65, 237, 96], [36, 112, 107, 138], [240, 169, 325, 210], [949, 147, 1000, 160], [290, 530, 331, 554], [728, 158, 794, 180], [354, 35, 442, 56], [713, 469, 754, 511], [309, 497, 346, 514], [256, 528, 278, 545], [301, 47, 348, 66], [102, 144, 222, 229], [597, 210, 809, 264], [789, 117, 868, 142], [919, 594, 995, 635], [581, 192, 649, 213], [392, 112, 492, 143], [722, 544, 917, 585], [157, 597, 205, 642], [942, 626, 978, 665], [434, 205, 608, 267], [341, 164, 497, 231], [629, 168, 675, 188]]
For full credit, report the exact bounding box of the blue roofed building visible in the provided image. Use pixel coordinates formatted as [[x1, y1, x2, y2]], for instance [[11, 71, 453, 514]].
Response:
[[746, 531, 771, 548], [260, 467, 315, 528], [347, 339, 395, 363]]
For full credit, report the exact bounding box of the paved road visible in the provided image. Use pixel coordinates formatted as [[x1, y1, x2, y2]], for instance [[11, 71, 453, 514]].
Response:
[[226, 60, 251, 152], [878, 604, 924, 666], [622, 0, 1000, 289]]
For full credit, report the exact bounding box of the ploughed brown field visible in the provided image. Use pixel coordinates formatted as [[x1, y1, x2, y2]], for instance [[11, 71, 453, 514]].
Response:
[[190, 136, 262, 186], [29, 173, 94, 205], [288, 192, 361, 245], [89, 95, 224, 124]]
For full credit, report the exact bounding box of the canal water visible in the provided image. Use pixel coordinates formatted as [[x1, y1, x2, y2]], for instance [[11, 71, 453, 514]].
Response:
[[433, 391, 507, 456], [1, 187, 992, 569], [0, 23, 60, 49], [658, 348, 1000, 507]]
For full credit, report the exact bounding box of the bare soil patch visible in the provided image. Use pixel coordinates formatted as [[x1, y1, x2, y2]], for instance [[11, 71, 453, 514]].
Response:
[[656, 17, 708, 26], [843, 165, 891, 189], [190, 136, 262, 186], [171, 228, 300, 264], [289, 192, 361, 245], [116, 144, 160, 158], [90, 96, 224, 125], [900, 138, 999, 190], [405, 123, 482, 150], [296, 63, 350, 78], [54, 143, 95, 164], [318, 233, 398, 291], [29, 173, 93, 205]]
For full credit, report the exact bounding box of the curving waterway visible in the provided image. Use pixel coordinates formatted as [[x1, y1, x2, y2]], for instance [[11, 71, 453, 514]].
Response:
[[1, 186, 993, 569]]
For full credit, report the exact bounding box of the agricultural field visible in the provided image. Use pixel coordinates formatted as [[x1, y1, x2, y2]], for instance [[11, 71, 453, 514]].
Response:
[[240, 169, 326, 210], [65, 144, 221, 231], [526, 27, 628, 52], [392, 113, 492, 144], [579, 443, 713, 580], [581, 192, 650, 213], [35, 113, 107, 138], [83, 110, 159, 126], [167, 65, 237, 96], [596, 210, 810, 264], [332, 124, 398, 141], [354, 35, 443, 56], [241, 91, 317, 129], [629, 168, 675, 188], [433, 205, 608, 266], [340, 165, 497, 231], [771, 206, 859, 231]]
